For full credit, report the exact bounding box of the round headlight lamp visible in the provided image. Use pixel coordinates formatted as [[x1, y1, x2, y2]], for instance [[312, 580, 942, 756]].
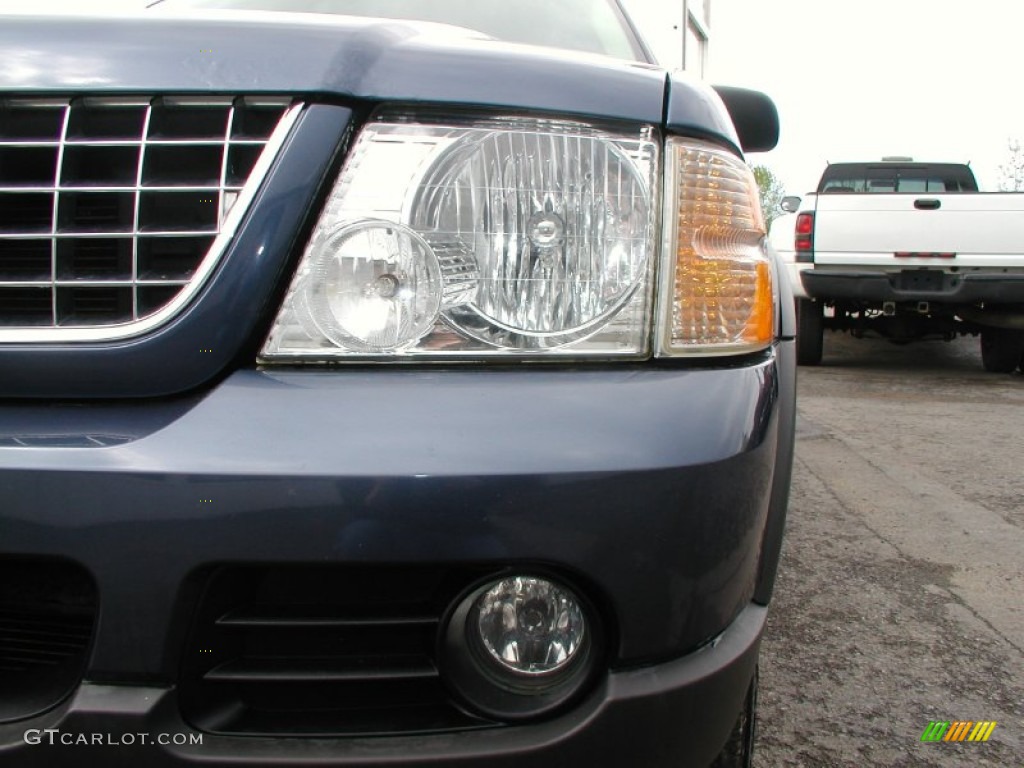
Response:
[[411, 130, 651, 349], [442, 574, 600, 720], [300, 220, 443, 352]]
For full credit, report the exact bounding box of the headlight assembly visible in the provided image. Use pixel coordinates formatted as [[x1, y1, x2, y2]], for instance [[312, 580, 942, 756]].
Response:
[[260, 115, 658, 360], [260, 114, 773, 363]]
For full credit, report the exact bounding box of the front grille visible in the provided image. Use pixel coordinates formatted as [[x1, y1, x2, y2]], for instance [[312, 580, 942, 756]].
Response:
[[180, 565, 501, 737], [0, 558, 97, 723], [0, 95, 298, 339]]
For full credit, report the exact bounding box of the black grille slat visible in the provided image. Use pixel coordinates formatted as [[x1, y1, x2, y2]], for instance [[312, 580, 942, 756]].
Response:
[[204, 655, 438, 683], [0, 146, 59, 186], [0, 95, 292, 332], [65, 103, 146, 141], [0, 239, 51, 279], [226, 145, 262, 186], [136, 236, 212, 280], [230, 104, 287, 140], [57, 238, 132, 280], [148, 101, 231, 140], [143, 145, 224, 187], [1, 636, 91, 651], [57, 192, 135, 233], [0, 288, 51, 325], [0, 192, 53, 233], [60, 145, 140, 187], [137, 285, 184, 317], [0, 559, 97, 723], [216, 607, 439, 629], [181, 565, 500, 737], [0, 103, 64, 140], [56, 286, 133, 324], [138, 191, 218, 232]]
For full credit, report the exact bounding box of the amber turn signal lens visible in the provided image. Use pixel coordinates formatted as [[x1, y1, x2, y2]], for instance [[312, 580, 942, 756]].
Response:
[[658, 138, 774, 356]]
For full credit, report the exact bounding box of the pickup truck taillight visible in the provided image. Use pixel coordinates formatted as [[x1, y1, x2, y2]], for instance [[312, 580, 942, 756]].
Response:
[[795, 212, 814, 262]]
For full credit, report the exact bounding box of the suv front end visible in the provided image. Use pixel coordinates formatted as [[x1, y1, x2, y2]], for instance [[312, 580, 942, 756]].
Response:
[[0, 9, 794, 767]]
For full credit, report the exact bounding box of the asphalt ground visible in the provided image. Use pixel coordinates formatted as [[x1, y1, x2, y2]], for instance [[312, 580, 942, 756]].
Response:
[[753, 331, 1024, 767]]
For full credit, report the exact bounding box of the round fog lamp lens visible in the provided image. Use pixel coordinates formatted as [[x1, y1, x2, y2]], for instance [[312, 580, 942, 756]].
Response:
[[475, 577, 586, 675], [303, 220, 442, 351]]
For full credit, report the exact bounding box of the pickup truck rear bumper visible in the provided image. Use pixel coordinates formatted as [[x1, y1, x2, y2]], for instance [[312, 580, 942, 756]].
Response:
[[802, 270, 1024, 304]]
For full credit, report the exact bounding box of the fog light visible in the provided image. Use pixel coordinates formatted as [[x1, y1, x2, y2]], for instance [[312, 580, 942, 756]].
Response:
[[441, 574, 600, 720], [476, 577, 585, 676]]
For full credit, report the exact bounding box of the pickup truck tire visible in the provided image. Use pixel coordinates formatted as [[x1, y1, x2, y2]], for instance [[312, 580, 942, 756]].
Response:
[[796, 299, 824, 366], [980, 328, 1024, 373], [709, 668, 757, 768]]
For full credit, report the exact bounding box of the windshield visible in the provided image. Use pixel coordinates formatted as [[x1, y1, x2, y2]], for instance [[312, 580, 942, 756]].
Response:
[[149, 0, 647, 61], [818, 164, 979, 194]]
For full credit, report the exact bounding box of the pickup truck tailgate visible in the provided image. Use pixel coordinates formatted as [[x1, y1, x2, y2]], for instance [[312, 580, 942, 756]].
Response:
[[813, 193, 1024, 267]]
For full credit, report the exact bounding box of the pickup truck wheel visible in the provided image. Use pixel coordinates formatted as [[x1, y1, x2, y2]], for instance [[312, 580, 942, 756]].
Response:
[[708, 668, 757, 768], [796, 299, 823, 366], [980, 328, 1024, 373]]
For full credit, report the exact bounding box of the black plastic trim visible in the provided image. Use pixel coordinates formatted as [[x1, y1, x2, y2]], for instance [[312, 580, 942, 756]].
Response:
[[0, 605, 766, 767], [803, 270, 1024, 303]]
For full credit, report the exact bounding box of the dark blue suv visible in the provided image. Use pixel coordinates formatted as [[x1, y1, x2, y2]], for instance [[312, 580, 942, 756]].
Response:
[[0, 2, 794, 765]]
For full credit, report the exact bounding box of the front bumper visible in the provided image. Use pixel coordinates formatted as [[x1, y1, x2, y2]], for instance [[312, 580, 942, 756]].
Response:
[[0, 355, 788, 765], [0, 604, 764, 768]]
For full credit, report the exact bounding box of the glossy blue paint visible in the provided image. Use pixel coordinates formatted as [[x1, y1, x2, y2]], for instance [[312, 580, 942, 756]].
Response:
[[0, 361, 780, 673], [0, 14, 670, 126], [664, 71, 744, 153]]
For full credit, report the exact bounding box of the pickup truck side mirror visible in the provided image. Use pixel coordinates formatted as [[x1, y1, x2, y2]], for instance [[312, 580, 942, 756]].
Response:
[[711, 85, 779, 153], [780, 196, 801, 213]]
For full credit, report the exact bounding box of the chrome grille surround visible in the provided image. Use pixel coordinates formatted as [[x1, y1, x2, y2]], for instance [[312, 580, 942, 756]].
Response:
[[0, 96, 301, 342]]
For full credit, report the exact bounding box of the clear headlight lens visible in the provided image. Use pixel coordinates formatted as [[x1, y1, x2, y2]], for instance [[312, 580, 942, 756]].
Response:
[[657, 138, 774, 356], [260, 116, 658, 360], [299, 221, 444, 351]]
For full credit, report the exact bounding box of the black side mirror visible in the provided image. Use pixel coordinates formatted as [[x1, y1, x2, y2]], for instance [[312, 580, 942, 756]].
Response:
[[711, 85, 779, 153], [780, 196, 801, 213]]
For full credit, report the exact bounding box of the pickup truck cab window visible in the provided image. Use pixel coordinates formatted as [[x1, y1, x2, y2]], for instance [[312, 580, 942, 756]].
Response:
[[817, 162, 979, 193]]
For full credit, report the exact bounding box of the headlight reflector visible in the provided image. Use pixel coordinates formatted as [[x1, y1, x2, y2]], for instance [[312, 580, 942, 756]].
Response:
[[412, 129, 651, 348]]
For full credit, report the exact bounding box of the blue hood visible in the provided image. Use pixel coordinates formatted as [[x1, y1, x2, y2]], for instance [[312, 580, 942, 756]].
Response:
[[0, 10, 741, 147]]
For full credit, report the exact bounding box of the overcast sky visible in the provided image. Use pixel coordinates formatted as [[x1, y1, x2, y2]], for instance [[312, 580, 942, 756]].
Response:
[[7, 0, 1023, 194], [709, 0, 1024, 194]]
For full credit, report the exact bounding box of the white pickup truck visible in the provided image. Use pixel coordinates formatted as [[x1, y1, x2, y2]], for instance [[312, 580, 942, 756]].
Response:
[[771, 160, 1024, 371]]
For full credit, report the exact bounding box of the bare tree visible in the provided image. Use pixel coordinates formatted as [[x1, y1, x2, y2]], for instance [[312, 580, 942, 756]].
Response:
[[998, 138, 1024, 191], [751, 164, 785, 228]]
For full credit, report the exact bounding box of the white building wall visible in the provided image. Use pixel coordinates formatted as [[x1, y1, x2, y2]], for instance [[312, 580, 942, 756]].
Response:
[[620, 0, 709, 74]]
